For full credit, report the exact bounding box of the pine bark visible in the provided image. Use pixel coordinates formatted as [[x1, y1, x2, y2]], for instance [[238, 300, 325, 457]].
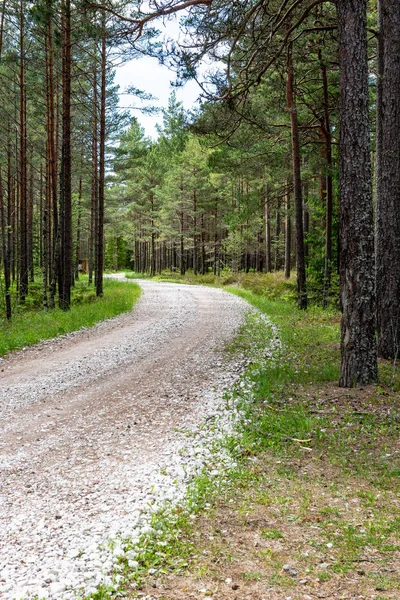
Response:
[[59, 0, 72, 310], [95, 16, 106, 297], [286, 40, 307, 308], [47, 10, 59, 309], [19, 1, 28, 301], [89, 50, 98, 286], [376, 0, 400, 359], [337, 0, 377, 386]]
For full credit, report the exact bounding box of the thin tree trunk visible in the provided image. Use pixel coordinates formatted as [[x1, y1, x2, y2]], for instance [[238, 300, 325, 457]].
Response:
[[286, 40, 307, 308], [320, 49, 334, 307], [47, 10, 58, 309], [58, 0, 72, 310], [89, 50, 98, 286], [41, 163, 49, 310], [274, 203, 281, 271], [284, 185, 291, 279], [180, 210, 185, 275], [28, 150, 34, 282], [95, 15, 106, 297], [75, 176, 82, 280], [265, 185, 272, 273], [150, 196, 156, 276], [337, 0, 377, 386], [19, 0, 28, 302], [0, 169, 11, 320]]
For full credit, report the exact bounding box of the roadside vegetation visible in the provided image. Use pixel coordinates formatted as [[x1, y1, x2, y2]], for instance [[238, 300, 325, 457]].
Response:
[[96, 272, 400, 600], [0, 277, 141, 357], [124, 270, 300, 302]]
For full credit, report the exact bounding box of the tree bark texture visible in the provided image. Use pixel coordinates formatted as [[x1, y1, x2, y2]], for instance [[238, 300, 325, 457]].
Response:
[[19, 1, 28, 301], [95, 16, 106, 297], [337, 0, 377, 386], [286, 40, 307, 309], [376, 0, 400, 359]]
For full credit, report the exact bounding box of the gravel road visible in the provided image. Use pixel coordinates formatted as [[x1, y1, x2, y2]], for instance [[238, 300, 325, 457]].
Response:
[[0, 278, 250, 599]]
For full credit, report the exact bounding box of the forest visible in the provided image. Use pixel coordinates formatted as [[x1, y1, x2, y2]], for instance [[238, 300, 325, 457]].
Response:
[[0, 0, 398, 388]]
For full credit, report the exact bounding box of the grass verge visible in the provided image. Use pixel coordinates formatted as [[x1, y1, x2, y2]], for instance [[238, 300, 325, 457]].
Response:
[[0, 278, 141, 356], [105, 288, 400, 600], [124, 270, 297, 302]]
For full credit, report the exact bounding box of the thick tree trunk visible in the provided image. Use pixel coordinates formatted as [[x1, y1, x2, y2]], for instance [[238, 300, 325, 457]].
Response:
[[337, 0, 377, 386], [286, 40, 307, 308], [376, 0, 400, 359]]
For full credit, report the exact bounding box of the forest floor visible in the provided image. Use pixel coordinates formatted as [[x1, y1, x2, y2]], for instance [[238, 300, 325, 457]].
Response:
[[133, 381, 400, 600], [123, 288, 400, 600]]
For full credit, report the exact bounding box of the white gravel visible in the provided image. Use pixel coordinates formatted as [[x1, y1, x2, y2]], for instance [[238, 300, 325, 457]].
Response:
[[0, 279, 260, 600]]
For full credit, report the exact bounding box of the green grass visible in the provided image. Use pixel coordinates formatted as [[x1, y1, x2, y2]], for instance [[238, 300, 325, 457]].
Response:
[[124, 269, 298, 300], [0, 278, 141, 356]]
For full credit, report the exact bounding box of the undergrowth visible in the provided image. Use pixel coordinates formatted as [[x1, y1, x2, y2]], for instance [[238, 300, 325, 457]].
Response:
[[124, 270, 298, 301]]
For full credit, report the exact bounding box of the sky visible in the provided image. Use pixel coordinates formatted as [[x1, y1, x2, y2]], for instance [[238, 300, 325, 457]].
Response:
[[114, 53, 203, 139]]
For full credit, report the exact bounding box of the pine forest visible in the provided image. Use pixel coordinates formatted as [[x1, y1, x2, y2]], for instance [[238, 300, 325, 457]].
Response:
[[0, 0, 398, 387]]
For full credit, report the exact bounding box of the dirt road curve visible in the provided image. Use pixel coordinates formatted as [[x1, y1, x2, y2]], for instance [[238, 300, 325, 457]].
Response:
[[0, 278, 249, 598]]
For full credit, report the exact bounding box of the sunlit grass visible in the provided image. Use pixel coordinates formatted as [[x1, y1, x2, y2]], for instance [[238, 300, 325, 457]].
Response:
[[0, 278, 141, 356]]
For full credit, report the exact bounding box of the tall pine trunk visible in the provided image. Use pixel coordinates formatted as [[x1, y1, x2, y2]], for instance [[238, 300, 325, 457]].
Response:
[[0, 169, 11, 320], [320, 49, 334, 307], [376, 0, 400, 359], [58, 0, 72, 310], [337, 0, 377, 386], [286, 40, 307, 308], [95, 15, 106, 297], [19, 0, 28, 302], [89, 49, 98, 287]]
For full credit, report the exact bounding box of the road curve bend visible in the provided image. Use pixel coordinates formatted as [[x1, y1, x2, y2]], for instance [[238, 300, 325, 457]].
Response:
[[0, 278, 249, 599]]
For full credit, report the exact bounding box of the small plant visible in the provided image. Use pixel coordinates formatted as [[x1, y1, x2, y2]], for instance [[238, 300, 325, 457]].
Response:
[[260, 528, 284, 540]]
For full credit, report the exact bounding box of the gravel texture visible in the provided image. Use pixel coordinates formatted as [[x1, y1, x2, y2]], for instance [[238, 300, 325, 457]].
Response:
[[0, 278, 253, 599]]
